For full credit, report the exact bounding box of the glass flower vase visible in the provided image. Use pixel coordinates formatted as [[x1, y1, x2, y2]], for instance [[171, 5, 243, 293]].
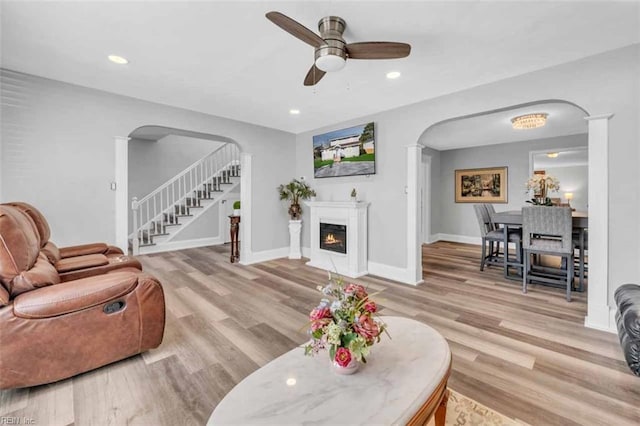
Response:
[[332, 358, 360, 375]]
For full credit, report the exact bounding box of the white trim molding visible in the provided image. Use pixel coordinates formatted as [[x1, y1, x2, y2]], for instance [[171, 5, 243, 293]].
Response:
[[239, 247, 289, 265], [114, 136, 130, 253], [137, 237, 224, 255], [239, 152, 252, 264], [406, 144, 424, 285], [584, 113, 614, 332], [368, 261, 422, 286], [432, 233, 482, 246]]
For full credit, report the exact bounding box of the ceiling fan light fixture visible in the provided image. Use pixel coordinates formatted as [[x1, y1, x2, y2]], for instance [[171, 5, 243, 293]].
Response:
[[511, 113, 548, 130], [315, 55, 346, 72]]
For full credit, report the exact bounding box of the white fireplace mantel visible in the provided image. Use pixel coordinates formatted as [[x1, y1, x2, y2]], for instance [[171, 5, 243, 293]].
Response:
[[305, 201, 369, 278]]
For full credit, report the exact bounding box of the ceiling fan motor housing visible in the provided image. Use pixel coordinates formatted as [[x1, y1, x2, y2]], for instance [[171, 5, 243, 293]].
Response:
[[314, 16, 347, 72]]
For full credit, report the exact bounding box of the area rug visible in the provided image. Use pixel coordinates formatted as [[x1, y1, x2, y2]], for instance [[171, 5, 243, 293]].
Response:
[[443, 390, 526, 426]]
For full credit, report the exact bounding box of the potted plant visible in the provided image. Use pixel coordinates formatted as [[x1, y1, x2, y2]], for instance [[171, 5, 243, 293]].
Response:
[[277, 179, 315, 220], [233, 200, 241, 216]]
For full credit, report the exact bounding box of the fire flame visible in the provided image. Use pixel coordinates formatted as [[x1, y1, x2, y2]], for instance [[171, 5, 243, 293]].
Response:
[[325, 233, 337, 244]]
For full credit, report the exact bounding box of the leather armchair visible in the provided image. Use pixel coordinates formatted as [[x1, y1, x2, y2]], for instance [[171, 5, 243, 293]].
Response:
[[615, 284, 640, 376], [0, 205, 165, 389], [3, 202, 142, 281]]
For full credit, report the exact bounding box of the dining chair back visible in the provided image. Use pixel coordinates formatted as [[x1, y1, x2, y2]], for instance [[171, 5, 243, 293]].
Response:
[[522, 206, 574, 301]]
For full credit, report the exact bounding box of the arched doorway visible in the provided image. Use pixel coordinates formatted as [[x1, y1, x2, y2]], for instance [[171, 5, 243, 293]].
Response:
[[407, 99, 614, 331], [114, 126, 250, 260]]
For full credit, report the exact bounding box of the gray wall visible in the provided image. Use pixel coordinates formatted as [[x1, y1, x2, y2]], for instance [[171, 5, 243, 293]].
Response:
[[296, 44, 639, 303], [0, 69, 295, 252], [435, 134, 587, 238], [543, 165, 588, 212]]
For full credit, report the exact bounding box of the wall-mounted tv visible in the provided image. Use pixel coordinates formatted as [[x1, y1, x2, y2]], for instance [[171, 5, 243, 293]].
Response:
[[313, 122, 375, 178]]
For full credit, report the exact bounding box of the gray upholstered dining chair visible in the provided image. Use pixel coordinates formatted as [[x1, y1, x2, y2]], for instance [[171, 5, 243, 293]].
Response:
[[473, 204, 521, 272], [485, 203, 523, 278], [522, 206, 574, 301]]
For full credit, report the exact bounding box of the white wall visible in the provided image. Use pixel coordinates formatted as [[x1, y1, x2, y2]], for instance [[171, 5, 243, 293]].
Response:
[[296, 44, 639, 302], [435, 134, 587, 238], [0, 69, 295, 253]]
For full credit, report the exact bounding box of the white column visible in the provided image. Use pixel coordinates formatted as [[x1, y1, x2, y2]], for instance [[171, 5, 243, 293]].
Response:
[[584, 114, 614, 332], [406, 144, 424, 285], [114, 136, 130, 253], [239, 152, 252, 265], [288, 220, 302, 259]]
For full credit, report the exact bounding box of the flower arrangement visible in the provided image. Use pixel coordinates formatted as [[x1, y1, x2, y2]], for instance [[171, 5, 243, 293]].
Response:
[[304, 273, 387, 368], [525, 174, 560, 206]]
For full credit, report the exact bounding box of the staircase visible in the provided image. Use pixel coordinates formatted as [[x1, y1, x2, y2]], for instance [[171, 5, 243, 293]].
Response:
[[130, 143, 240, 255]]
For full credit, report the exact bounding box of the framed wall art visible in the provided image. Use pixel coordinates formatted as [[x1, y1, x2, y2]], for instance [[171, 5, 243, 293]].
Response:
[[455, 167, 508, 203]]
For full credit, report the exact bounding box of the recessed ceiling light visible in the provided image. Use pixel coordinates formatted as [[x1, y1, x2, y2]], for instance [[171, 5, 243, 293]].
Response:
[[108, 55, 129, 65], [547, 152, 559, 158], [386, 71, 401, 79], [289, 109, 300, 115]]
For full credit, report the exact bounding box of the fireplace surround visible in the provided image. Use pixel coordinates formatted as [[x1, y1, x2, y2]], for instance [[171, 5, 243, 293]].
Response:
[[305, 201, 369, 278]]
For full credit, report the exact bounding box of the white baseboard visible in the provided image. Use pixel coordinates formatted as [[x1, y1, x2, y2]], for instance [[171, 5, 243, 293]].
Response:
[[432, 233, 482, 245], [139, 236, 223, 254], [239, 247, 290, 265], [368, 261, 422, 286]]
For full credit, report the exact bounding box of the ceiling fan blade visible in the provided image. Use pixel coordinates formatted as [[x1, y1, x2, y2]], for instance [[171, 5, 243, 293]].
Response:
[[266, 11, 326, 48], [346, 42, 411, 59], [304, 64, 326, 86]]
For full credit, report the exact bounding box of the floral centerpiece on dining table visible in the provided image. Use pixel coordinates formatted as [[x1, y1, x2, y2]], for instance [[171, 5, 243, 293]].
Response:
[[525, 174, 560, 206], [304, 272, 388, 374]]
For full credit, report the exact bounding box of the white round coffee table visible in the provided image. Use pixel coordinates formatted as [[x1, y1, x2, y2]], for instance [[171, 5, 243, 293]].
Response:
[[207, 316, 452, 425]]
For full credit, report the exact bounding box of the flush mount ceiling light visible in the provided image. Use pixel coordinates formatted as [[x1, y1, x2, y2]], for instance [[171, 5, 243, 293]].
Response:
[[289, 109, 301, 115], [108, 55, 129, 65], [511, 113, 548, 130], [386, 71, 401, 79], [547, 152, 559, 158]]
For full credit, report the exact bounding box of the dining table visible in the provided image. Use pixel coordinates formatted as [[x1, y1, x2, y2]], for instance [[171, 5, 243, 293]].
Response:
[[491, 210, 588, 290]]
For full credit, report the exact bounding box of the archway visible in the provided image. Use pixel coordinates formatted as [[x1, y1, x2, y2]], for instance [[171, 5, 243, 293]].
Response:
[[407, 99, 613, 331], [114, 125, 250, 260]]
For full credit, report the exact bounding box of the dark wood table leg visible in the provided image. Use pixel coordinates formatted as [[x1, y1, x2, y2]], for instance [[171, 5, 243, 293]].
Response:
[[579, 228, 585, 291], [229, 215, 240, 263]]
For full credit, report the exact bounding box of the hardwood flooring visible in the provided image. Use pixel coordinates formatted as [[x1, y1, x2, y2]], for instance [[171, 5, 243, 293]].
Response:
[[1, 242, 638, 425]]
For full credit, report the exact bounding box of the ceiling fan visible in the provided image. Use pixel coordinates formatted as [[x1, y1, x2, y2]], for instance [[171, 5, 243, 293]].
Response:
[[266, 11, 411, 86]]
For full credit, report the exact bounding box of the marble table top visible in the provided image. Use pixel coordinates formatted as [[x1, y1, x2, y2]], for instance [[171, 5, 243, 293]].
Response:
[[207, 316, 451, 425]]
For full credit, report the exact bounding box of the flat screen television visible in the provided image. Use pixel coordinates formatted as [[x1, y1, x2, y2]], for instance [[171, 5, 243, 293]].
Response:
[[313, 122, 375, 178]]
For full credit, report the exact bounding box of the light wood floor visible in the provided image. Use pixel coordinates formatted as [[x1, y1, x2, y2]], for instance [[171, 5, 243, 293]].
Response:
[[1, 242, 638, 425]]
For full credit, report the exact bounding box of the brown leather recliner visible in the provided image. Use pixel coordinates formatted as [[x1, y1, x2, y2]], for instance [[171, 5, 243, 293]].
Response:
[[0, 205, 165, 389], [3, 202, 142, 281]]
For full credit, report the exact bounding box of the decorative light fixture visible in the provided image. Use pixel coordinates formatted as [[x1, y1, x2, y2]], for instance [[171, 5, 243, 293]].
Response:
[[108, 55, 129, 65], [565, 192, 574, 208], [289, 109, 300, 115], [511, 113, 548, 130], [315, 54, 346, 72], [547, 152, 559, 158], [386, 71, 401, 79]]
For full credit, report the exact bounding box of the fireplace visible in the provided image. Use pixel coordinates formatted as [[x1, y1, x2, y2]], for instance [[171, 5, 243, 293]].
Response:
[[320, 223, 347, 254]]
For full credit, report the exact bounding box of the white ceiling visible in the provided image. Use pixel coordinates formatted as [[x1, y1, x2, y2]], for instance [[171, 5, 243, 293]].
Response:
[[1, 1, 639, 134], [424, 102, 587, 150]]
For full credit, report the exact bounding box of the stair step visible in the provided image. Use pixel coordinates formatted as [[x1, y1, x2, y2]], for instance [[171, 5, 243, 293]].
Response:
[[139, 242, 156, 248], [163, 222, 181, 227]]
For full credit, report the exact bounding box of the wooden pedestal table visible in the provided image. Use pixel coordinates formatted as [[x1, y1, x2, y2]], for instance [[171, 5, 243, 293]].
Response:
[[207, 316, 452, 425], [228, 215, 240, 263]]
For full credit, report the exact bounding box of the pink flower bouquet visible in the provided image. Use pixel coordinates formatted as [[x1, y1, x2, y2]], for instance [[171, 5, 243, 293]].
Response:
[[304, 273, 388, 365]]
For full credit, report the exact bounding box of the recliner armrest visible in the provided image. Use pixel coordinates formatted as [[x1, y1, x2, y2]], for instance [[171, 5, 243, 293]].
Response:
[[59, 243, 109, 258], [13, 271, 138, 319], [55, 254, 109, 273]]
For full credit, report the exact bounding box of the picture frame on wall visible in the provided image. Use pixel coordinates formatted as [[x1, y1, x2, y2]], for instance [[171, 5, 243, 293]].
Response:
[[455, 166, 508, 203]]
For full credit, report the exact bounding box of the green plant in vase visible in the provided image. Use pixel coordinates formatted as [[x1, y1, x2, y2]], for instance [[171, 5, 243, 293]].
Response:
[[277, 179, 315, 220]]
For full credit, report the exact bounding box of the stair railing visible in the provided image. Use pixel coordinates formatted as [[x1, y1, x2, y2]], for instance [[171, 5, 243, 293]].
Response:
[[131, 143, 240, 254]]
